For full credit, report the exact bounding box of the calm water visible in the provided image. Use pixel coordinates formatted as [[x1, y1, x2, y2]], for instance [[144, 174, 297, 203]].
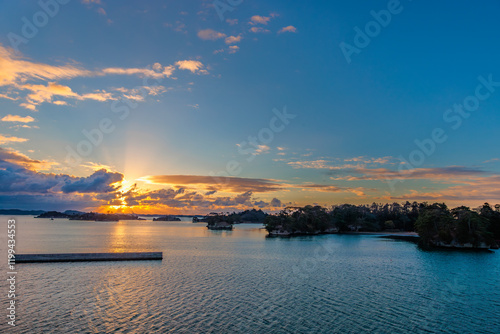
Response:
[[1, 216, 499, 333]]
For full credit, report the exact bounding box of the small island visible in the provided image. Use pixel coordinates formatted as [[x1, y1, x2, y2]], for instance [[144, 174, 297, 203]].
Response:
[[153, 215, 181, 221], [203, 212, 234, 230]]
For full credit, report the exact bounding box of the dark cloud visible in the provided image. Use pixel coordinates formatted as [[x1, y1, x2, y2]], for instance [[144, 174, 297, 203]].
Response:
[[270, 198, 282, 207], [0, 147, 43, 168], [61, 169, 123, 193]]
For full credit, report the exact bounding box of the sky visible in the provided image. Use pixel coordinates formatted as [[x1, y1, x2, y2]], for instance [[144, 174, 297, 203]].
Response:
[[0, 0, 499, 214]]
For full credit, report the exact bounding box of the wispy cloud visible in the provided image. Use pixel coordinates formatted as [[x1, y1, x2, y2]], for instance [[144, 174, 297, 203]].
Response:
[[0, 134, 29, 144], [250, 15, 271, 25], [140, 174, 284, 193], [278, 26, 297, 34], [288, 159, 331, 169], [249, 27, 270, 34], [328, 166, 488, 181], [0, 44, 91, 86], [296, 183, 370, 198], [377, 175, 500, 206], [197, 29, 226, 41], [228, 45, 240, 54], [1, 115, 35, 123], [0, 44, 202, 110]]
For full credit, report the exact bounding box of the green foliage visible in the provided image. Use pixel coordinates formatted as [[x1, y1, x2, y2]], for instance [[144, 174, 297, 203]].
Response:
[[415, 203, 496, 248]]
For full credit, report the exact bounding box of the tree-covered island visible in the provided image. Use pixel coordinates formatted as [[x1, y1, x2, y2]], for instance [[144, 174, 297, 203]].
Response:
[[262, 202, 500, 250]]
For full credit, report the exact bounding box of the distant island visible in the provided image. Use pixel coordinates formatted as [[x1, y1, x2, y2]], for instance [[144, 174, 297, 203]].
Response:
[[194, 209, 267, 230], [194, 209, 267, 224], [262, 202, 500, 250], [153, 215, 181, 221], [0, 209, 46, 216], [35, 211, 144, 221]]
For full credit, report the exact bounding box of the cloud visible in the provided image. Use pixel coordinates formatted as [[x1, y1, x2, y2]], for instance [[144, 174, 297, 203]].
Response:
[[114, 85, 169, 101], [296, 184, 370, 198], [1, 115, 35, 123], [19, 103, 37, 111], [0, 43, 203, 110], [270, 198, 283, 207], [377, 175, 500, 206], [16, 82, 116, 110], [0, 45, 92, 87], [328, 166, 488, 181], [288, 159, 331, 169], [225, 35, 242, 44], [175, 60, 206, 74], [255, 144, 270, 154], [61, 169, 123, 193], [0, 152, 122, 195], [278, 26, 297, 34], [0, 93, 18, 100], [287, 156, 396, 170], [0, 147, 46, 170], [139, 174, 283, 193], [197, 29, 226, 41], [100, 64, 175, 79], [0, 134, 28, 144], [0, 160, 123, 211], [249, 27, 270, 34], [0, 152, 291, 213], [228, 45, 240, 54], [226, 19, 238, 25], [119, 186, 282, 214], [250, 15, 271, 25]]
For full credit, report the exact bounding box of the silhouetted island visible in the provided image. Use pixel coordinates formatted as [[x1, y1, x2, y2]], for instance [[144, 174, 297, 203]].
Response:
[[153, 215, 181, 221], [36, 211, 143, 221]]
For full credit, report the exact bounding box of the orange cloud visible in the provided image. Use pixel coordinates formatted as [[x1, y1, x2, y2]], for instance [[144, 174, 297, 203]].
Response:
[[140, 174, 284, 193], [228, 45, 240, 54], [0, 134, 28, 144], [250, 15, 271, 25], [225, 35, 242, 44], [0, 43, 203, 110], [1, 115, 35, 123], [0, 45, 91, 87], [278, 26, 297, 34], [175, 60, 206, 74]]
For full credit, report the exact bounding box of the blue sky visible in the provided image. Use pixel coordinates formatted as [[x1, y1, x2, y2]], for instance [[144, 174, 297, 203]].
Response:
[[0, 0, 499, 213]]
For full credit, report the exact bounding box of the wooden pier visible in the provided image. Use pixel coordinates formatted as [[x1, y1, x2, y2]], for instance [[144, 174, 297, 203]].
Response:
[[15, 252, 163, 263]]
